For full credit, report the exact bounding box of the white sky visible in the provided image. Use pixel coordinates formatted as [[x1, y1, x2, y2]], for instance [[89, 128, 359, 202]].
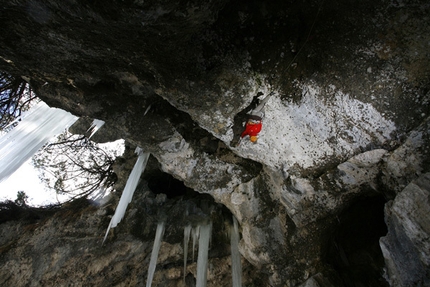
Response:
[[0, 139, 125, 206], [0, 102, 125, 207], [0, 159, 66, 206]]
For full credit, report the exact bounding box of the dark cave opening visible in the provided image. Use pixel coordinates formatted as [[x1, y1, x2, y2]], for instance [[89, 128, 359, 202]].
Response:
[[326, 194, 389, 287], [134, 165, 235, 258], [146, 170, 188, 199]]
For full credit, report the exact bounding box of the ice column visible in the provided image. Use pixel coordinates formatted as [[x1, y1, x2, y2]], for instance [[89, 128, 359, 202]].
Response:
[[192, 225, 200, 261], [0, 102, 78, 182], [87, 119, 105, 139], [231, 216, 242, 287], [196, 222, 212, 287], [103, 148, 150, 244], [146, 221, 165, 287], [183, 224, 192, 282]]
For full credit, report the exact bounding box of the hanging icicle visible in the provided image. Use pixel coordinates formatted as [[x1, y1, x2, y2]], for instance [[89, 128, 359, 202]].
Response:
[[192, 225, 200, 262], [87, 119, 105, 139], [146, 221, 166, 287], [102, 148, 150, 244], [183, 224, 192, 282], [0, 102, 78, 182], [196, 221, 212, 287], [231, 216, 242, 287]]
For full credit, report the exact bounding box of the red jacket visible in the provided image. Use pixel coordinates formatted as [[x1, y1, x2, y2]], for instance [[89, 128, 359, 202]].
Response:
[[241, 120, 262, 138]]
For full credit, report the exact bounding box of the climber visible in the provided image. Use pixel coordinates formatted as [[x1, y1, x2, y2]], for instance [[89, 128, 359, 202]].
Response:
[[238, 92, 273, 144]]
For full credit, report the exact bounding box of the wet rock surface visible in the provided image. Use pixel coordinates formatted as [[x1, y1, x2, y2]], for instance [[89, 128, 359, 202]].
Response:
[[1, 0, 429, 286]]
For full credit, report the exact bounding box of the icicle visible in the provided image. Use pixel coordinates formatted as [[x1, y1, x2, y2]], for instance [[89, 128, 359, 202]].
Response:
[[87, 119, 105, 139], [143, 104, 152, 116], [196, 222, 212, 287], [89, 183, 110, 206], [102, 148, 150, 244], [146, 221, 165, 287], [183, 224, 192, 282], [231, 216, 242, 287], [192, 225, 200, 262], [0, 102, 78, 182]]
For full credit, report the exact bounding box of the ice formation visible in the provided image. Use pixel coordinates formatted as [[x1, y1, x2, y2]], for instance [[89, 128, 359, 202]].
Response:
[[146, 221, 165, 287], [196, 222, 212, 287], [231, 216, 242, 287], [183, 224, 192, 282], [102, 148, 150, 244], [0, 102, 78, 182], [87, 119, 105, 139]]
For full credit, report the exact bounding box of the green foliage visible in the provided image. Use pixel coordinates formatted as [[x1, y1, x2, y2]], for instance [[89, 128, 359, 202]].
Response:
[[14, 191, 28, 207]]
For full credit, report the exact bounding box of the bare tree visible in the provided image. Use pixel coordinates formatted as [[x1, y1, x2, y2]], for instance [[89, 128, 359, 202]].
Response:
[[1, 71, 120, 202], [33, 132, 120, 201], [0, 71, 37, 130]]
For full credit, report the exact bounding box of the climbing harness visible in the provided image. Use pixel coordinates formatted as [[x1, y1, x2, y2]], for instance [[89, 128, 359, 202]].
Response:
[[237, 92, 274, 145]]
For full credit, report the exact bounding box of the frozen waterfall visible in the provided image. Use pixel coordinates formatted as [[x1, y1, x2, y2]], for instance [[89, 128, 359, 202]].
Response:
[[196, 222, 212, 287], [0, 102, 78, 182], [231, 216, 242, 287], [146, 221, 165, 287], [102, 148, 150, 244]]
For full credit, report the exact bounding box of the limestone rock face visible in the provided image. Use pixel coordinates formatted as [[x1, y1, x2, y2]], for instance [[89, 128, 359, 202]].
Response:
[[380, 173, 430, 287], [0, 194, 263, 287], [0, 0, 429, 286]]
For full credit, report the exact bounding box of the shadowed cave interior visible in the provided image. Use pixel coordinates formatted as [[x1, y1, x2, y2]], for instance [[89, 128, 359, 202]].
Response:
[[325, 195, 389, 287]]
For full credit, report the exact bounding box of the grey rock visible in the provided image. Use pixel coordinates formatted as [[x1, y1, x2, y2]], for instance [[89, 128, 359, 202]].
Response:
[[380, 173, 430, 287]]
